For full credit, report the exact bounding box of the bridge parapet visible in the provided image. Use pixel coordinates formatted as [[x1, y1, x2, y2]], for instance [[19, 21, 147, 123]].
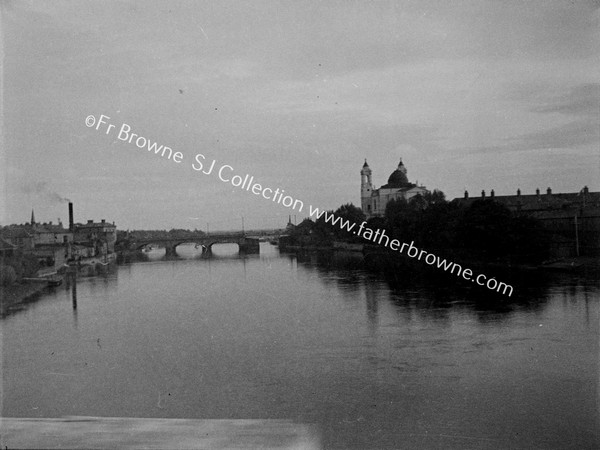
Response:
[[126, 233, 259, 256]]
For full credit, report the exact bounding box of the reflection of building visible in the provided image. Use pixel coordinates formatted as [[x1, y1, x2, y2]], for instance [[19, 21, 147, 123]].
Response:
[[361, 159, 429, 219], [455, 187, 600, 256]]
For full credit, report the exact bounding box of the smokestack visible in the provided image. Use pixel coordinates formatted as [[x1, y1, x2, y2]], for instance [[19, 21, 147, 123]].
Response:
[[69, 202, 74, 232]]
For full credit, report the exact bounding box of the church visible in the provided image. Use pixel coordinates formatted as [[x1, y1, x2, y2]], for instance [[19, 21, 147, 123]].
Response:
[[361, 159, 429, 219]]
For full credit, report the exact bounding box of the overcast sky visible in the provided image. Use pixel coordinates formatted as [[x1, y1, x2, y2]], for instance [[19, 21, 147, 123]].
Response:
[[2, 0, 599, 230]]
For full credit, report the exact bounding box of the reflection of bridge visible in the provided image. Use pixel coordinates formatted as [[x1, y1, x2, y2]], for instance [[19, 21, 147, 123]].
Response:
[[129, 233, 261, 256]]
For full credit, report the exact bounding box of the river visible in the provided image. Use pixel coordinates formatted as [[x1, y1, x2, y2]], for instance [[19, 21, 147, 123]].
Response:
[[2, 243, 599, 449]]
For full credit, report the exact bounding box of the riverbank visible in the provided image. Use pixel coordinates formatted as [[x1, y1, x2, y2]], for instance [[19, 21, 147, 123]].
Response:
[[0, 258, 118, 316], [0, 281, 49, 316]]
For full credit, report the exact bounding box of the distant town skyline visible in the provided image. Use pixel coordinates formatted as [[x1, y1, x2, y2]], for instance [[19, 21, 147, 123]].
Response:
[[2, 0, 599, 230]]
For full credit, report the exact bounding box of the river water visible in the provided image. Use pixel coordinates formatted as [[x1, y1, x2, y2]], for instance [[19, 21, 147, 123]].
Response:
[[2, 243, 599, 449]]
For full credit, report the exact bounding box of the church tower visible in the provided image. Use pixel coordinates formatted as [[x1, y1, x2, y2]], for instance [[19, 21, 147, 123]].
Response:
[[361, 159, 373, 213]]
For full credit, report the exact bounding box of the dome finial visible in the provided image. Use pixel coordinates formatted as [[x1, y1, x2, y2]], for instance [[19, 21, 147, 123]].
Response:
[[397, 158, 407, 175]]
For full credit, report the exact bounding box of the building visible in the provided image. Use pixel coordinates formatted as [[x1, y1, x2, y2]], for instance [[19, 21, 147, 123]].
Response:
[[31, 222, 73, 246], [454, 187, 600, 256], [0, 238, 18, 258], [361, 159, 429, 219], [34, 244, 69, 268], [67, 201, 117, 257], [0, 226, 35, 252], [1, 202, 118, 268], [74, 219, 117, 254], [0, 213, 72, 267]]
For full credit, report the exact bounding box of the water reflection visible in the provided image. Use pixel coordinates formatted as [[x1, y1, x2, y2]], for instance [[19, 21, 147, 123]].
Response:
[[64, 272, 79, 328], [4, 249, 596, 330], [364, 286, 379, 336], [281, 248, 600, 334], [2, 246, 598, 449], [1, 262, 117, 319]]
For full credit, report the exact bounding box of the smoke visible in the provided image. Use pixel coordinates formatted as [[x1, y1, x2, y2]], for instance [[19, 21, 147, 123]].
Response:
[[21, 181, 71, 203], [47, 192, 71, 203]]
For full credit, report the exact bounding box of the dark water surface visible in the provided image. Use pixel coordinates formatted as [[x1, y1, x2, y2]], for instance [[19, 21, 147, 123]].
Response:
[[2, 243, 599, 449]]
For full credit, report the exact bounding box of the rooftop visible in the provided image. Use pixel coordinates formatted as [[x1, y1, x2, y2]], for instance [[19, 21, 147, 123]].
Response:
[[454, 188, 600, 212]]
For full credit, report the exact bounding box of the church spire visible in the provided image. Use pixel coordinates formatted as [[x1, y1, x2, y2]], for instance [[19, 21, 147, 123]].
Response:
[[398, 158, 407, 175], [31, 208, 35, 225]]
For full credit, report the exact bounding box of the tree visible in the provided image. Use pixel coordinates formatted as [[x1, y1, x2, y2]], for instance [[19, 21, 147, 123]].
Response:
[[290, 218, 315, 236], [456, 200, 513, 258], [384, 197, 415, 242], [408, 194, 428, 212], [423, 189, 446, 205], [507, 215, 550, 262], [313, 203, 365, 240], [333, 203, 365, 239]]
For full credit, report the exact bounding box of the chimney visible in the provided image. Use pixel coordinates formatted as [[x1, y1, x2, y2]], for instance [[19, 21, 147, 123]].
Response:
[[490, 189, 495, 199], [517, 188, 521, 197], [68, 202, 74, 232], [536, 188, 540, 199], [464, 190, 469, 199], [546, 187, 552, 196], [481, 190, 485, 199]]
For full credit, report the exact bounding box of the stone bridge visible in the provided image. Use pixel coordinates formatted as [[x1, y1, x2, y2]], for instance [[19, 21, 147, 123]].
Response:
[[127, 233, 260, 256]]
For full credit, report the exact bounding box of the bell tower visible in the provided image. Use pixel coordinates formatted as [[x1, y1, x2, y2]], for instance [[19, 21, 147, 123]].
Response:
[[361, 159, 373, 214]]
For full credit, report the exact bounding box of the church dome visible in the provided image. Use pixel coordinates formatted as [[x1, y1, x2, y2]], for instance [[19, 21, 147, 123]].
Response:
[[384, 160, 411, 188], [386, 169, 409, 187]]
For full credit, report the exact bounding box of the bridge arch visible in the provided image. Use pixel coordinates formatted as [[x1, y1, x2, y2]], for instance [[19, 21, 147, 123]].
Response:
[[135, 242, 163, 251], [167, 241, 210, 256], [126, 234, 260, 256]]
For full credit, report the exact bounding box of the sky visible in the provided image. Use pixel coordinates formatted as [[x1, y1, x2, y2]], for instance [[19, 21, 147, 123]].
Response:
[[1, 0, 599, 231]]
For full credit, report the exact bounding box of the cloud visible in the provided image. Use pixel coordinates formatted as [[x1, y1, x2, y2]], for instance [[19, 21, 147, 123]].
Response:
[[496, 83, 600, 152], [3, 1, 599, 227], [533, 83, 600, 116], [460, 117, 599, 156], [509, 118, 599, 150]]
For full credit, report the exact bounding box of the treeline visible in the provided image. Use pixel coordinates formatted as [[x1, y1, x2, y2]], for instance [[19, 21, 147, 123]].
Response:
[[288, 190, 550, 263]]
